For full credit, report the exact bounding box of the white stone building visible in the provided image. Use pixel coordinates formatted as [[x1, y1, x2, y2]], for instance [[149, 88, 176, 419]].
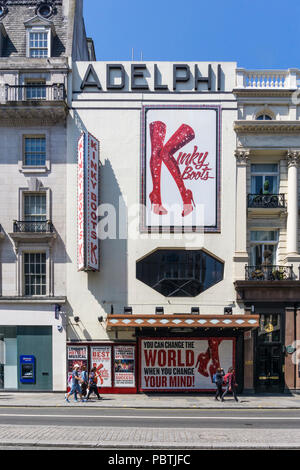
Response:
[[0, 0, 94, 391]]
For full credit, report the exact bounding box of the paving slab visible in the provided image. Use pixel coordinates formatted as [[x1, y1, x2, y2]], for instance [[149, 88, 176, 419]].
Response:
[[0, 424, 299, 449], [0, 391, 300, 408]]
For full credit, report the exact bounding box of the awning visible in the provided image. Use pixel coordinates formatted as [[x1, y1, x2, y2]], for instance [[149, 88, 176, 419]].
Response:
[[107, 314, 259, 329]]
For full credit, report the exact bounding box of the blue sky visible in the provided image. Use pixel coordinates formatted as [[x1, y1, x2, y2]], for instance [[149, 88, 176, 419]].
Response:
[[83, 0, 300, 69]]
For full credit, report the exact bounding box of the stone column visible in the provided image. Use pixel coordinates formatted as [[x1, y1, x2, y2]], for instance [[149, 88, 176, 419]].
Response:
[[233, 149, 250, 280], [296, 307, 300, 391], [285, 151, 300, 277], [286, 151, 300, 257]]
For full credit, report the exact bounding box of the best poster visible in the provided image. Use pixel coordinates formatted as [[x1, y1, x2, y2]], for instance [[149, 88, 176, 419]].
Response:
[[90, 346, 112, 387]]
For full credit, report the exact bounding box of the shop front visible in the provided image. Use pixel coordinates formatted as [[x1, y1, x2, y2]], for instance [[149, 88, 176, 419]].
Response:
[[103, 313, 260, 394], [0, 325, 52, 391], [235, 281, 300, 392]]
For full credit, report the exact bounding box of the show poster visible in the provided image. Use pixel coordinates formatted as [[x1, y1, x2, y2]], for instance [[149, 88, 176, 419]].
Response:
[[114, 345, 135, 388], [67, 346, 88, 388], [67, 346, 88, 361], [90, 346, 112, 387], [139, 338, 235, 391], [142, 105, 220, 232]]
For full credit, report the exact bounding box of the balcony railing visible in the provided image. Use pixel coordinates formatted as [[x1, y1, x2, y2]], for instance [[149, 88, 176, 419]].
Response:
[[247, 194, 286, 209], [236, 69, 298, 89], [13, 220, 54, 233], [3, 84, 66, 102], [245, 265, 293, 281]]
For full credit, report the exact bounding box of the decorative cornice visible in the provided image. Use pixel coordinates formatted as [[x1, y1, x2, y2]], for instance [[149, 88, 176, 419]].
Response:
[[233, 88, 296, 98], [0, 296, 66, 304], [234, 120, 300, 134]]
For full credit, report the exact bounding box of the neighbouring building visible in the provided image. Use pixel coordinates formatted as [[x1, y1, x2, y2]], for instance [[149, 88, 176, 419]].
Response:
[[0, 0, 94, 391], [233, 70, 300, 393]]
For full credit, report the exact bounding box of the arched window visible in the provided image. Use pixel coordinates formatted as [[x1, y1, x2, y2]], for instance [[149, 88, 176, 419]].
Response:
[[256, 113, 273, 121]]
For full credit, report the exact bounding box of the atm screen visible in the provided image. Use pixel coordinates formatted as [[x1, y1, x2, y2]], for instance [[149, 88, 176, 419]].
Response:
[[21, 364, 33, 378]]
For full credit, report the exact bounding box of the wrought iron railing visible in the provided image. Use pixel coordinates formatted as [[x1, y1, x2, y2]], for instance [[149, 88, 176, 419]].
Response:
[[13, 220, 54, 233], [247, 194, 286, 209], [245, 265, 293, 281], [4, 84, 66, 102]]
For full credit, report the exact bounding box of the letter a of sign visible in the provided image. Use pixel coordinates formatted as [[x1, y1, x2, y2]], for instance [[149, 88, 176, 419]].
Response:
[[80, 64, 102, 90]]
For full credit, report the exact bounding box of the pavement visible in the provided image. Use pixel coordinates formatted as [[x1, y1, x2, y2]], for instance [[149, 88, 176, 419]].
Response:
[[0, 391, 300, 408], [1, 392, 300, 449]]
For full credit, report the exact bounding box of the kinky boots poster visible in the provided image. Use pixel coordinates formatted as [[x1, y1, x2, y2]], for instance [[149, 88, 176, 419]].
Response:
[[141, 105, 221, 232], [139, 338, 235, 391]]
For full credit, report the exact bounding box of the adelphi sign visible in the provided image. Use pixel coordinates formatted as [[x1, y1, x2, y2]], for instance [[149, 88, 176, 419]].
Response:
[[79, 63, 225, 93]]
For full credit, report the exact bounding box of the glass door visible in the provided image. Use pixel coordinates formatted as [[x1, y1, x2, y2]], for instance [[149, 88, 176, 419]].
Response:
[[255, 314, 284, 393]]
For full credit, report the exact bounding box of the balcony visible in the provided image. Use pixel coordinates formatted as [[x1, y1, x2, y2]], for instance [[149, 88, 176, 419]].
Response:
[[235, 69, 298, 94], [0, 84, 68, 125], [13, 220, 54, 233], [234, 264, 300, 302], [4, 84, 66, 102], [247, 193, 287, 217], [245, 265, 293, 281], [9, 220, 56, 248]]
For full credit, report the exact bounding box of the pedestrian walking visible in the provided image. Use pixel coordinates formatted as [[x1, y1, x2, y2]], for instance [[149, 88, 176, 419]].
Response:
[[86, 366, 102, 401], [80, 365, 88, 397], [221, 367, 238, 402], [65, 364, 85, 403], [214, 367, 225, 401]]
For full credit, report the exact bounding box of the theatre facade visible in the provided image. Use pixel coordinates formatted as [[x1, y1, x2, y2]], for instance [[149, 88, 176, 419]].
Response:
[[65, 60, 265, 394]]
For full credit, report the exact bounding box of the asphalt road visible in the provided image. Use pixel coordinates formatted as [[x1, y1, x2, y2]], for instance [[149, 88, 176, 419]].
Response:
[[1, 407, 300, 429]]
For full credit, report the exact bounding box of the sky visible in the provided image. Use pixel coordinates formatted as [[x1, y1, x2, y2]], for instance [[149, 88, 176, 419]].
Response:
[[83, 0, 300, 70]]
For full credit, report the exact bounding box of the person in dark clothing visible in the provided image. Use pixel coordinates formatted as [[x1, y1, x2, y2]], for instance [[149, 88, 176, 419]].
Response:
[[86, 367, 102, 401], [214, 368, 225, 401], [221, 367, 238, 402], [80, 365, 88, 397]]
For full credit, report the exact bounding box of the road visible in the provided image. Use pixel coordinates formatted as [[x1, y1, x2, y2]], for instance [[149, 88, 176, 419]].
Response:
[[0, 407, 300, 449], [1, 407, 300, 428]]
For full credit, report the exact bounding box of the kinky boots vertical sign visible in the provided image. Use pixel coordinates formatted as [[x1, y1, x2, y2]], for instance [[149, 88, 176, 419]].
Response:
[[77, 132, 100, 271]]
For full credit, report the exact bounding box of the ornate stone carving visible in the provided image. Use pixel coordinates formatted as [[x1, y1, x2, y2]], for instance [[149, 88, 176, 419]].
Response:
[[235, 149, 250, 165], [287, 150, 300, 168]]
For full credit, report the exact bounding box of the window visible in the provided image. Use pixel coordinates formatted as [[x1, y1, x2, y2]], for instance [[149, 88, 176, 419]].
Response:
[[28, 30, 49, 58], [24, 194, 46, 222], [25, 79, 46, 100], [24, 137, 46, 167], [251, 164, 279, 195], [250, 231, 278, 266], [258, 314, 281, 343], [23, 193, 47, 232], [24, 253, 46, 296], [36, 4, 53, 19], [136, 249, 224, 297], [256, 114, 273, 120]]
